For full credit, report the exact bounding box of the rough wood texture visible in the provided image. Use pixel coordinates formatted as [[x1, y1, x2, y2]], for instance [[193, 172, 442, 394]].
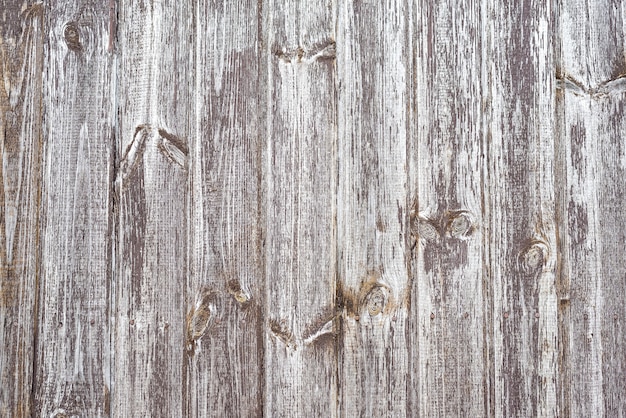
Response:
[[0, 3, 43, 417], [263, 0, 337, 415], [186, 0, 263, 416], [487, 1, 559, 416], [336, 1, 410, 416], [558, 1, 626, 416], [410, 0, 487, 416], [1, 0, 625, 416], [34, 2, 114, 416], [113, 1, 192, 415]]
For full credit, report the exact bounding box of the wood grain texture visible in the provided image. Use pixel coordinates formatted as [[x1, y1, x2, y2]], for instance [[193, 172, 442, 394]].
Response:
[[186, 0, 263, 416], [113, 1, 193, 415], [409, 0, 487, 416], [263, 0, 338, 415], [34, 2, 114, 416], [336, 1, 410, 416], [487, 1, 559, 416], [0, 3, 43, 417], [2, 1, 625, 416], [558, 1, 626, 416]]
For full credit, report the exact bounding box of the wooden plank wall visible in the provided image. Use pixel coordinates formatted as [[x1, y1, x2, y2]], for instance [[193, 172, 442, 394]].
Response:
[[36, 1, 113, 416], [410, 0, 486, 415], [557, 0, 626, 416], [0, 0, 625, 417], [0, 3, 43, 417], [264, 0, 337, 416]]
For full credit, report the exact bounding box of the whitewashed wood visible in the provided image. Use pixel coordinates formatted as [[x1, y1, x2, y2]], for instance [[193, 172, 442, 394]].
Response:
[[263, 0, 338, 415], [409, 0, 487, 416], [2, 1, 626, 416], [0, 4, 43, 417], [113, 1, 193, 415], [558, 1, 626, 415], [186, 0, 263, 416], [336, 1, 410, 416], [34, 1, 114, 416], [487, 1, 559, 416]]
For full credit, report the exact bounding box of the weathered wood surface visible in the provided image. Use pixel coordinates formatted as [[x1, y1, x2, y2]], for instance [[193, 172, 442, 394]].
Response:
[[336, 1, 410, 416], [1, 0, 625, 416], [0, 3, 42, 416], [187, 0, 263, 416], [410, 0, 486, 415], [488, 2, 559, 417], [558, 1, 626, 416], [113, 0, 192, 416], [264, 0, 337, 416], [34, 2, 114, 416]]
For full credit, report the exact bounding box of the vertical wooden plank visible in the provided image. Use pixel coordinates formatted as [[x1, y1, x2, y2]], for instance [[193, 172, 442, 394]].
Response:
[[336, 1, 410, 416], [409, 0, 487, 416], [113, 0, 193, 415], [186, 0, 263, 416], [558, 1, 626, 415], [0, 3, 43, 417], [263, 0, 337, 415], [593, 98, 626, 417], [34, 1, 114, 416], [487, 0, 559, 416]]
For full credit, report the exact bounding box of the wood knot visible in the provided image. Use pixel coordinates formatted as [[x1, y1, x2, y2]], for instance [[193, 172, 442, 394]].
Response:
[[272, 40, 336, 64], [357, 276, 393, 319], [364, 286, 387, 316], [269, 319, 296, 350], [63, 22, 82, 52], [518, 240, 549, 274], [227, 279, 250, 304], [445, 211, 474, 239], [51, 409, 69, 418], [186, 288, 218, 354], [410, 217, 440, 242], [410, 209, 476, 244]]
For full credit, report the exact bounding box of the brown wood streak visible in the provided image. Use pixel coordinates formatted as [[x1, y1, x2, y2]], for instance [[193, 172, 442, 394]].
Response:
[[263, 0, 338, 415], [34, 1, 114, 416], [410, 0, 487, 416], [557, 0, 626, 416], [487, 0, 558, 416], [113, 0, 192, 415], [187, 0, 263, 416], [0, 3, 43, 417], [336, 0, 410, 416]]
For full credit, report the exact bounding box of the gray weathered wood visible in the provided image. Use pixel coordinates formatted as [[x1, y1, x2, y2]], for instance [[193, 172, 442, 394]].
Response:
[[487, 1, 559, 416], [1, 1, 625, 416], [112, 1, 192, 415], [263, 0, 338, 415], [34, 1, 114, 416], [409, 0, 487, 415], [336, 1, 410, 416], [0, 3, 43, 417], [186, 0, 263, 416], [558, 1, 626, 415]]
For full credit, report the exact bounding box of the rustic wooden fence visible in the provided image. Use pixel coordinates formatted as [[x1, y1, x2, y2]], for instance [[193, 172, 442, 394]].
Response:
[[1, 0, 625, 416]]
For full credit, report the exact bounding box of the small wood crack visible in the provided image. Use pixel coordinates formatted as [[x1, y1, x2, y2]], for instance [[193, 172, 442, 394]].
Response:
[[272, 40, 336, 64], [556, 73, 626, 99]]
